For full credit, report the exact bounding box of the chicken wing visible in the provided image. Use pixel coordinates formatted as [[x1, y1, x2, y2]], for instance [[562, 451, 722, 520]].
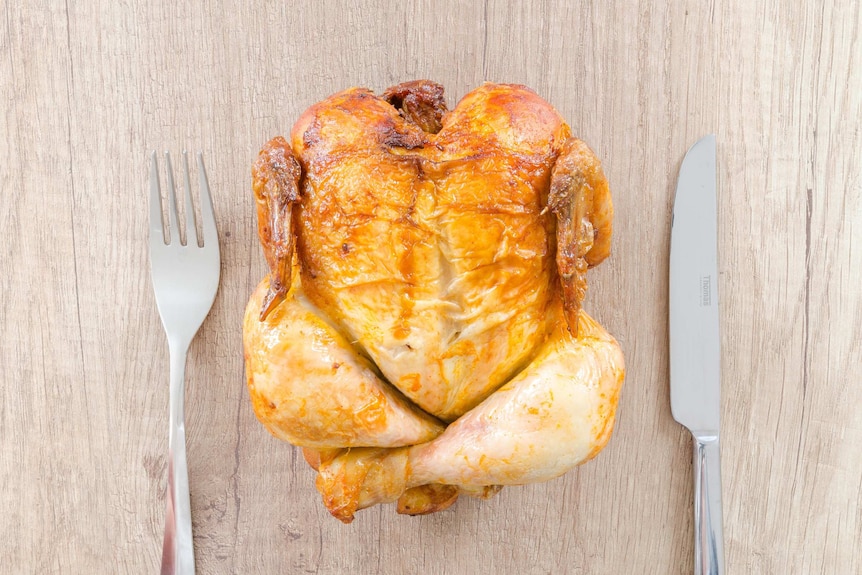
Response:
[[548, 137, 614, 335]]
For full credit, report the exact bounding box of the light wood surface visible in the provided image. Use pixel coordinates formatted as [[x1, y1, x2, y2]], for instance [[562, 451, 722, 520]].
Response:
[[2, 1, 860, 573]]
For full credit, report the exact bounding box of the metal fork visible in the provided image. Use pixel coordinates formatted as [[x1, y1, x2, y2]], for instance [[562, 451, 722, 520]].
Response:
[[149, 151, 221, 575]]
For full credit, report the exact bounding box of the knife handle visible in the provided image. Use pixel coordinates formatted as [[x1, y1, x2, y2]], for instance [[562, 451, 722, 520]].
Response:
[[692, 434, 725, 575]]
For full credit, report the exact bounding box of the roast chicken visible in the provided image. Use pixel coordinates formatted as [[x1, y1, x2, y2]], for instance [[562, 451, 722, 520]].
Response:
[[243, 81, 625, 523]]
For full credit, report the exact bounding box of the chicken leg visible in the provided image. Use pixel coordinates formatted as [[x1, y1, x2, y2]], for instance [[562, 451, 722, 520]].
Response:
[[243, 276, 445, 448], [315, 307, 625, 522]]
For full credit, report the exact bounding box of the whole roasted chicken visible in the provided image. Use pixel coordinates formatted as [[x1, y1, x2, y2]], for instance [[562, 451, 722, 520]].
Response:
[[243, 81, 625, 523]]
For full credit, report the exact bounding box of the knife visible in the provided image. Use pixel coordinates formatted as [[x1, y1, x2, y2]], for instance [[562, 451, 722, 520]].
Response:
[[669, 134, 725, 575]]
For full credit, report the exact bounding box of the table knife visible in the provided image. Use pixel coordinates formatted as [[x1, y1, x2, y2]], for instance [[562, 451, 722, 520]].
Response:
[[669, 134, 725, 575]]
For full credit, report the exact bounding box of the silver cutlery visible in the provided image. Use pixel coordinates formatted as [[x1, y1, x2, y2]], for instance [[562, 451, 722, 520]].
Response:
[[149, 151, 221, 575], [669, 135, 725, 575]]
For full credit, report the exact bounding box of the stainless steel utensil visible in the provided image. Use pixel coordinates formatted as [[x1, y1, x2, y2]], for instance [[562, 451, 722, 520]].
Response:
[[669, 134, 725, 575], [149, 151, 220, 575]]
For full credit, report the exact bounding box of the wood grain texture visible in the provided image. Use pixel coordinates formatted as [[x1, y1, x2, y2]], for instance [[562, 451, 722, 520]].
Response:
[[1, 1, 860, 573]]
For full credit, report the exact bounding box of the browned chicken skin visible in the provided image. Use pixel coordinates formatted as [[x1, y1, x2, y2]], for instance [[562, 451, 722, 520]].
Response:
[[243, 81, 624, 523]]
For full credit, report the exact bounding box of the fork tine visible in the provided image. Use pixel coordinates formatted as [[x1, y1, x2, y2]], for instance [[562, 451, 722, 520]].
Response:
[[182, 152, 198, 247], [163, 152, 181, 244], [197, 153, 217, 245], [149, 151, 165, 243]]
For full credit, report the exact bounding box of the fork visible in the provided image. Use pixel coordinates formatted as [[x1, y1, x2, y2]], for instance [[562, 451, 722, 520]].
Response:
[[149, 151, 221, 575]]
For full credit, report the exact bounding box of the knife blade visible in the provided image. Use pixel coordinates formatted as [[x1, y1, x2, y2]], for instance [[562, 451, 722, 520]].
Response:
[[669, 134, 725, 575]]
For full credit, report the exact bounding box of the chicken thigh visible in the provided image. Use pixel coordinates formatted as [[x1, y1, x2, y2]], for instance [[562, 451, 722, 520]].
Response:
[[314, 308, 623, 522], [243, 81, 624, 522]]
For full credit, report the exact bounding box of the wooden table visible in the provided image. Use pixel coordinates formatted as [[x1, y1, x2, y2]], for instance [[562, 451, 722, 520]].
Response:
[[3, 1, 860, 573]]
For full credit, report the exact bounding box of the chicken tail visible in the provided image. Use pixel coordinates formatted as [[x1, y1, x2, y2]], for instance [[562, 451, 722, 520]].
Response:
[[315, 447, 411, 524]]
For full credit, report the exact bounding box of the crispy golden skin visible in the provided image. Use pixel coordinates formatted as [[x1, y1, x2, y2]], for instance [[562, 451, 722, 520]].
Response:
[[243, 81, 623, 523]]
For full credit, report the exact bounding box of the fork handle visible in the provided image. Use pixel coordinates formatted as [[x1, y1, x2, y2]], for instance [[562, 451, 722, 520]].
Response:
[[161, 341, 195, 575]]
